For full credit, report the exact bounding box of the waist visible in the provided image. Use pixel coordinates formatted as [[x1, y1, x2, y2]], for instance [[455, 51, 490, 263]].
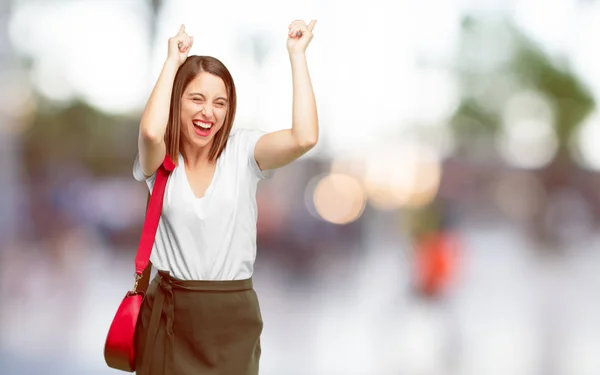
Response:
[[150, 245, 256, 280], [155, 270, 253, 292]]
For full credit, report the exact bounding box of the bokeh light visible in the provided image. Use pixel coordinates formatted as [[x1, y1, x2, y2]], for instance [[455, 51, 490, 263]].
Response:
[[311, 173, 366, 225], [363, 141, 442, 210], [571, 111, 600, 171], [497, 90, 558, 169]]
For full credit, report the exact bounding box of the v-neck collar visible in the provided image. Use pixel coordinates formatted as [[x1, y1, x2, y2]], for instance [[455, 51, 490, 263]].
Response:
[[179, 153, 221, 201]]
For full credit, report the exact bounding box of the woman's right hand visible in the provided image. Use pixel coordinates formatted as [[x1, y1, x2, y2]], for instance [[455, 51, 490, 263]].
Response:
[[168, 24, 194, 66]]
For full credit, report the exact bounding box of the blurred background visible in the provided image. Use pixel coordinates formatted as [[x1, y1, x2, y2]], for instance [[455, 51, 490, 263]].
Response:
[[1, 0, 600, 374]]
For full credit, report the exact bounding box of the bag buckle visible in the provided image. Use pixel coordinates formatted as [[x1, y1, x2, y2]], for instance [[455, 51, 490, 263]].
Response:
[[132, 273, 143, 294]]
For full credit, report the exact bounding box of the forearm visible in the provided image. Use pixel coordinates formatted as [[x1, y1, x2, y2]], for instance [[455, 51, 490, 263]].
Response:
[[289, 52, 318, 148], [139, 59, 180, 142]]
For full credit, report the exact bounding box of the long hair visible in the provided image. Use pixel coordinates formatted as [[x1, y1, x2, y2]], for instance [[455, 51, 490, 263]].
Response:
[[164, 55, 237, 163]]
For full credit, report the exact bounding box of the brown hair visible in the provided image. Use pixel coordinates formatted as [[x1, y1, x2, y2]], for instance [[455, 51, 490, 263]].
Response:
[[164, 55, 237, 163]]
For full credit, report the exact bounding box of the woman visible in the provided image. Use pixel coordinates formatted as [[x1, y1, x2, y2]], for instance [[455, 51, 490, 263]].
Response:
[[133, 20, 318, 375]]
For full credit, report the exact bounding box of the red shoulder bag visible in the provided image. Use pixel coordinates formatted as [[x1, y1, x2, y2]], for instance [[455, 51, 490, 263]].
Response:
[[104, 155, 175, 372]]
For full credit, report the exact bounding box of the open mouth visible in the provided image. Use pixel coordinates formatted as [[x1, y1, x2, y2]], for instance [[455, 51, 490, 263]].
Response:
[[192, 120, 213, 137]]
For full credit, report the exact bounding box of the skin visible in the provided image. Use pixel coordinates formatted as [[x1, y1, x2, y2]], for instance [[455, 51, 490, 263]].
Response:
[[179, 72, 228, 165], [138, 20, 319, 179], [253, 19, 319, 171]]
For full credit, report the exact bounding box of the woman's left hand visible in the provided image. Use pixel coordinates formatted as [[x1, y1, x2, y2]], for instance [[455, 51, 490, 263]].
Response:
[[287, 19, 317, 55]]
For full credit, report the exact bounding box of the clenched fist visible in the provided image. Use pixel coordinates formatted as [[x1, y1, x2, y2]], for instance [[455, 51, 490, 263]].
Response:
[[168, 24, 194, 66], [287, 20, 317, 55]]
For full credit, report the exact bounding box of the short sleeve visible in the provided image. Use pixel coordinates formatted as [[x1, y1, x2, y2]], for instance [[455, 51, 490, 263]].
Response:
[[133, 154, 156, 187], [233, 128, 275, 180]]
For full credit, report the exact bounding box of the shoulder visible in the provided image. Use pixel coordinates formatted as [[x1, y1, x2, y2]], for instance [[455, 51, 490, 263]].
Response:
[[228, 128, 267, 142], [226, 128, 268, 154], [226, 127, 273, 179]]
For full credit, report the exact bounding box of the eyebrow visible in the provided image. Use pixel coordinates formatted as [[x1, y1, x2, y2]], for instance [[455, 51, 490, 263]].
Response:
[[188, 92, 228, 102]]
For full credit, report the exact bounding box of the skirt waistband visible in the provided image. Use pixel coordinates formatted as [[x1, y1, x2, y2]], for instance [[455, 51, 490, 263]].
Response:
[[156, 270, 253, 292]]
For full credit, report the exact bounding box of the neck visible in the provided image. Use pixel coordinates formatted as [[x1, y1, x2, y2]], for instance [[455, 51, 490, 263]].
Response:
[[180, 140, 214, 168]]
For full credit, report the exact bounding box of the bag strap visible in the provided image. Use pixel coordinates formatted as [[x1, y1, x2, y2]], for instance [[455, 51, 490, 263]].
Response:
[[136, 196, 153, 294], [132, 155, 175, 294]]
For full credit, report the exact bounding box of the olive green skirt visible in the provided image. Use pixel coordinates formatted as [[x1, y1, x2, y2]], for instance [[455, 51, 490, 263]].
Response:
[[135, 270, 263, 375]]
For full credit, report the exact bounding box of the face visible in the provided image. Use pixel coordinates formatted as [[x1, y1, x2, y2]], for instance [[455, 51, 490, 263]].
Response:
[[180, 71, 229, 149]]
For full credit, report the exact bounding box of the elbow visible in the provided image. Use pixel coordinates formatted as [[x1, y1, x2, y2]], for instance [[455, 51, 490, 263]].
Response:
[[140, 124, 165, 144], [297, 131, 319, 151], [298, 137, 318, 151]]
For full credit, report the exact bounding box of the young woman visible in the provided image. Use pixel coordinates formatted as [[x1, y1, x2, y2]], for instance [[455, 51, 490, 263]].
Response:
[[133, 20, 318, 375]]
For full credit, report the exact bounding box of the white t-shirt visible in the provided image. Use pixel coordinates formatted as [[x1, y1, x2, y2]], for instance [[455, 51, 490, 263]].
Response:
[[133, 128, 272, 280]]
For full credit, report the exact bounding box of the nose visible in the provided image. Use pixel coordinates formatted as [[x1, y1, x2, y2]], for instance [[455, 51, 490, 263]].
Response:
[[201, 104, 214, 118]]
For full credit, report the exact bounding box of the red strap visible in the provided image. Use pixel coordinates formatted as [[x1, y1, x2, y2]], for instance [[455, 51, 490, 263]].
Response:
[[135, 155, 175, 275]]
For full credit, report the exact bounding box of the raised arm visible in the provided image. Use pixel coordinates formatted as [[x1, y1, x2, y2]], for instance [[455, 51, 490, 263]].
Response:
[[254, 20, 319, 171], [138, 25, 194, 177]]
